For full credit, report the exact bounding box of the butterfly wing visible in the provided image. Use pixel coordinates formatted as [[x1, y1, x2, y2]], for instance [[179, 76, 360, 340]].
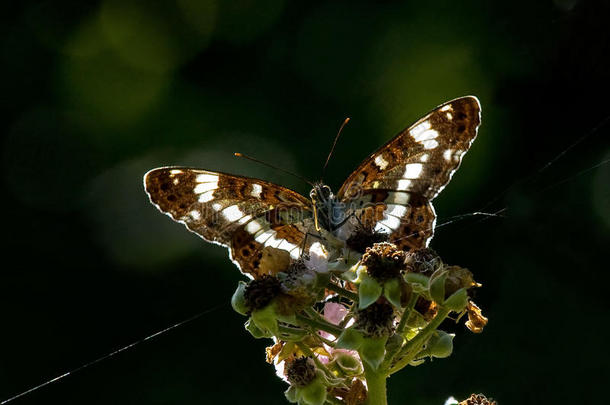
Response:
[[144, 168, 313, 278], [336, 96, 481, 251]]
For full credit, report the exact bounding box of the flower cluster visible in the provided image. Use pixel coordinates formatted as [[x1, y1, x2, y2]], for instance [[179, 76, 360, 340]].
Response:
[[231, 234, 488, 405]]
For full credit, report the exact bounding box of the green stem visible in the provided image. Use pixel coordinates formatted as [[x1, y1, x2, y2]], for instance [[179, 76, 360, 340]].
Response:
[[296, 313, 343, 337], [326, 281, 359, 302], [395, 293, 419, 335], [378, 293, 420, 371], [363, 362, 388, 405], [278, 324, 307, 339], [388, 307, 451, 374]]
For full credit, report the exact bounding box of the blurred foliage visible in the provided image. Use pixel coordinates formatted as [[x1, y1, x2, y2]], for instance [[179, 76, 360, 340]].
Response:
[[1, 0, 608, 404]]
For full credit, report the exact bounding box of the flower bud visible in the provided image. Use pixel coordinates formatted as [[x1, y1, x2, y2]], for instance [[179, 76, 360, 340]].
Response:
[[245, 318, 273, 339], [443, 265, 479, 297], [427, 330, 454, 358], [298, 376, 327, 405], [429, 269, 449, 304], [250, 302, 280, 335], [429, 265, 478, 311]]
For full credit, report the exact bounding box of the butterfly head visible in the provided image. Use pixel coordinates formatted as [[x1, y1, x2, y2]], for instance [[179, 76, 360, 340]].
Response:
[[309, 183, 334, 205], [309, 183, 341, 232]]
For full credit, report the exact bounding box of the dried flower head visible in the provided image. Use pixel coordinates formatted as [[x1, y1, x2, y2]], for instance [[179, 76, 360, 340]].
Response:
[[355, 301, 395, 338], [404, 248, 442, 275], [361, 242, 406, 282], [339, 378, 367, 405], [459, 393, 497, 405], [285, 356, 317, 387], [244, 275, 282, 311], [346, 224, 389, 253]]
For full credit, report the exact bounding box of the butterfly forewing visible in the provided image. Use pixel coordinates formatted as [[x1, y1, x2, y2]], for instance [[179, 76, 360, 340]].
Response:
[[337, 96, 481, 251], [144, 168, 313, 278]]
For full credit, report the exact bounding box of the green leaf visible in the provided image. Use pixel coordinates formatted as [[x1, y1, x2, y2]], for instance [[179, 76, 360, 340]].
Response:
[[359, 336, 387, 371], [404, 273, 429, 293], [443, 288, 468, 312], [336, 327, 364, 350], [230, 281, 249, 316], [359, 273, 382, 309], [383, 278, 402, 308]]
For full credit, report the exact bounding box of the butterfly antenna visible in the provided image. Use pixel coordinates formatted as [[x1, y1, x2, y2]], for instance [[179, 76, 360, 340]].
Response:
[[322, 117, 350, 180], [234, 153, 315, 187]]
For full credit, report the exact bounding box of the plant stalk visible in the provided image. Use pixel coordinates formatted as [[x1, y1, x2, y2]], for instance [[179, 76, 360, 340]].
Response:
[[363, 362, 388, 405], [389, 307, 451, 374]]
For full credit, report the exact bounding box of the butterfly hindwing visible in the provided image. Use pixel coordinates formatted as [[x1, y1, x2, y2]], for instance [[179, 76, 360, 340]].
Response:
[[144, 168, 313, 278], [337, 96, 481, 251]]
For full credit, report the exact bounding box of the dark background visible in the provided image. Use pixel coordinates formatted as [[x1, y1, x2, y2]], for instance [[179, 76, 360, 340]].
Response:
[[1, 1, 609, 404]]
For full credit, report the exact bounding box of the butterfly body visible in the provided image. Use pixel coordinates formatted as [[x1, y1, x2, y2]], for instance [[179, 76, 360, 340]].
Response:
[[145, 96, 481, 278]]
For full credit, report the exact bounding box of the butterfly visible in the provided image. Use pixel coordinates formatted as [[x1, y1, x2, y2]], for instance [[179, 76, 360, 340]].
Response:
[[144, 96, 481, 278]]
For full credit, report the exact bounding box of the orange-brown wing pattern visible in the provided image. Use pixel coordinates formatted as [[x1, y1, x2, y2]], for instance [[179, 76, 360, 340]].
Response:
[[144, 168, 313, 278], [337, 96, 481, 251]]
